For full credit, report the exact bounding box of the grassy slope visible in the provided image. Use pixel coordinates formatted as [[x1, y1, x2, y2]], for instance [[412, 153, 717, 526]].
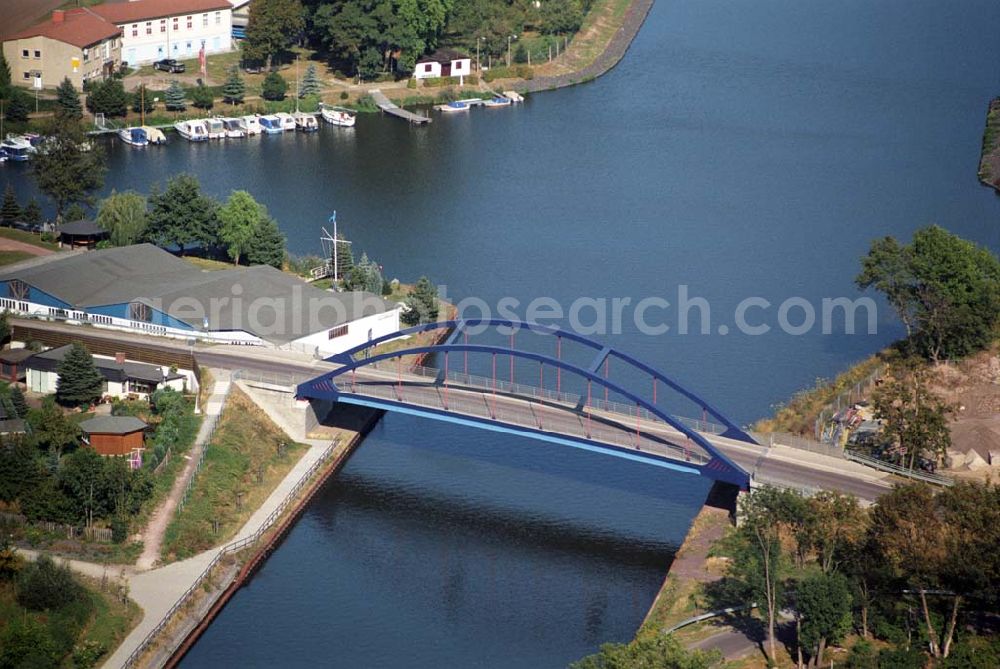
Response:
[[0, 228, 60, 251], [160, 387, 306, 561]]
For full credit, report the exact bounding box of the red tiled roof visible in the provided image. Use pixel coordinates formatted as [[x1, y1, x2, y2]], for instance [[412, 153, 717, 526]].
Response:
[[90, 0, 232, 24], [6, 9, 121, 49]]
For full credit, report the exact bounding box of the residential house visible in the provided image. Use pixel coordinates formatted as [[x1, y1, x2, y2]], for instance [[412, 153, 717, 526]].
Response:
[[413, 49, 472, 81], [25, 345, 191, 400]]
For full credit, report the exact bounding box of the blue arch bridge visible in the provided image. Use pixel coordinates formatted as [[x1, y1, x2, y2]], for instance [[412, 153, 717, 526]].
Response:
[[297, 319, 753, 489]]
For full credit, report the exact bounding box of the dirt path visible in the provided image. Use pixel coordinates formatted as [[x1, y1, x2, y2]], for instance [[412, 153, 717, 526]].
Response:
[[0, 237, 54, 257], [136, 370, 231, 571]]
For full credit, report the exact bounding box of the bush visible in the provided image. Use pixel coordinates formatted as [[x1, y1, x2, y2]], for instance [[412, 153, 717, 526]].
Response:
[[339, 91, 349, 100], [482, 66, 512, 83], [189, 85, 214, 110], [261, 71, 288, 101], [516, 65, 534, 80], [16, 555, 84, 611], [407, 78, 417, 89]]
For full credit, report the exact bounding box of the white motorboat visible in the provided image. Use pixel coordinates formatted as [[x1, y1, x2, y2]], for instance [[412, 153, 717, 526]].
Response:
[[274, 112, 296, 132], [319, 105, 356, 127], [174, 120, 209, 141], [142, 126, 167, 144], [203, 117, 225, 139], [222, 117, 246, 138], [241, 115, 262, 135], [0, 134, 34, 160], [436, 100, 470, 112], [292, 111, 318, 132], [482, 96, 512, 108], [259, 115, 283, 134], [117, 127, 149, 147]]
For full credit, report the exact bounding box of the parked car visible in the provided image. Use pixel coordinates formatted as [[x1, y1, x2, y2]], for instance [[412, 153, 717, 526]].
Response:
[[154, 59, 185, 73]]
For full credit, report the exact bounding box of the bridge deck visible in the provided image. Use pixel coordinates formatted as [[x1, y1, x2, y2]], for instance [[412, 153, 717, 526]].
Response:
[[371, 89, 432, 124], [333, 365, 714, 467]]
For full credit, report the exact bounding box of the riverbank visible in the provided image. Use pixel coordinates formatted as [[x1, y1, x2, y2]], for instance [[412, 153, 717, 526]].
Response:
[[978, 97, 1000, 192]]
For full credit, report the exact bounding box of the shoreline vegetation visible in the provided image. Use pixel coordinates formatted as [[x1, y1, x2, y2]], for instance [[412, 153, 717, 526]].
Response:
[[978, 97, 1000, 192]]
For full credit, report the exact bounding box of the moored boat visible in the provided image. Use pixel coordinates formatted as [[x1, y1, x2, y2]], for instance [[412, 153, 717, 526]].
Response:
[[292, 111, 318, 132], [203, 117, 225, 139], [319, 104, 356, 127], [117, 127, 149, 147], [0, 135, 34, 161], [437, 100, 470, 112], [142, 126, 167, 144], [259, 115, 283, 134], [482, 96, 512, 108], [274, 112, 296, 132], [222, 117, 247, 138], [242, 115, 262, 135], [174, 120, 209, 141]]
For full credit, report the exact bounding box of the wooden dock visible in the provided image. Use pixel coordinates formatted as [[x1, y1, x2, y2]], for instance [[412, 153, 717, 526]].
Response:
[[370, 89, 431, 125]]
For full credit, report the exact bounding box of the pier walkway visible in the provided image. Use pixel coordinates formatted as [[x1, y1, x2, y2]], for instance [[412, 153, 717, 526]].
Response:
[[370, 89, 431, 124]]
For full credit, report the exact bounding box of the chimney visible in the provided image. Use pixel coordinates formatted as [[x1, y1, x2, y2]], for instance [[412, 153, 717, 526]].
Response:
[[115, 352, 126, 365], [52, 10, 65, 23]]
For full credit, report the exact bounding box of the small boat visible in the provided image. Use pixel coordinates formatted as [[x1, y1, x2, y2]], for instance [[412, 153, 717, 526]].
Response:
[[274, 112, 296, 132], [259, 115, 283, 134], [241, 115, 262, 136], [142, 126, 167, 144], [117, 127, 149, 147], [222, 117, 246, 138], [174, 120, 209, 141], [319, 105, 356, 127], [482, 96, 512, 108], [437, 100, 470, 113], [0, 134, 34, 161], [292, 111, 318, 132], [203, 117, 225, 139]]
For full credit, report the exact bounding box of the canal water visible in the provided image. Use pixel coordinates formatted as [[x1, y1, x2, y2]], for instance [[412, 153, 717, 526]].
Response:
[[5, 0, 1000, 665]]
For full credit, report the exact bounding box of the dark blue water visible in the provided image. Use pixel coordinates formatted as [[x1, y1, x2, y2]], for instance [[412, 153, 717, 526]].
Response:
[[5, 0, 1000, 665]]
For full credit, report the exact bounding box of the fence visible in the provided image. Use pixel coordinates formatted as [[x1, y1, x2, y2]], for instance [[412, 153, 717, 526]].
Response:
[[0, 511, 113, 543], [844, 450, 954, 486], [814, 363, 887, 440], [120, 439, 338, 669], [176, 375, 235, 513], [751, 430, 845, 459]]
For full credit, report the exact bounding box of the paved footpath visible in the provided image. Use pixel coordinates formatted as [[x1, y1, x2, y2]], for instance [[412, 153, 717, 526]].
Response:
[[136, 371, 232, 571]]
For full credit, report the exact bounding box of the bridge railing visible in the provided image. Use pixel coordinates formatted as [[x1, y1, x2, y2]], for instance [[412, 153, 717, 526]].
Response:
[[341, 363, 712, 466], [358, 360, 730, 437]]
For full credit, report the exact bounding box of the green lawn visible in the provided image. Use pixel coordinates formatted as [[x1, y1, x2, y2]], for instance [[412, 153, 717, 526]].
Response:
[[0, 251, 34, 267], [184, 256, 233, 272], [0, 228, 60, 251]]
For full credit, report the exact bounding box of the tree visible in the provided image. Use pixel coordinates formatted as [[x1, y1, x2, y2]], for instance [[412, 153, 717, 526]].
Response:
[[96, 190, 148, 247], [856, 226, 1000, 361], [0, 49, 10, 100], [16, 554, 83, 611], [164, 79, 187, 111], [244, 0, 305, 68], [298, 62, 321, 97], [0, 310, 9, 346], [401, 276, 438, 325], [796, 572, 853, 667], [218, 190, 267, 264], [147, 174, 219, 254], [333, 232, 354, 279], [540, 0, 583, 35], [570, 634, 721, 669], [245, 214, 286, 268], [344, 252, 384, 293], [4, 87, 31, 123], [29, 119, 106, 219], [56, 343, 104, 407], [22, 198, 42, 227], [64, 202, 87, 222], [798, 490, 867, 573], [31, 397, 80, 461], [222, 65, 246, 104], [85, 77, 129, 117], [9, 386, 28, 419], [871, 361, 953, 470], [131, 83, 154, 115], [55, 76, 83, 119], [190, 84, 215, 110], [261, 71, 288, 100], [1, 183, 20, 226]]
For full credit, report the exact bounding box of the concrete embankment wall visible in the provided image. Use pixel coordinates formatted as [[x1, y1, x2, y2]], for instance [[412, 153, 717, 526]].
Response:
[[162, 407, 383, 669]]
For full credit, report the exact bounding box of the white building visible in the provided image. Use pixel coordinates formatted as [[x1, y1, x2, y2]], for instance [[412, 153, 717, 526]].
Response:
[[413, 49, 472, 80], [0, 244, 403, 357], [90, 0, 233, 66], [25, 345, 192, 400]]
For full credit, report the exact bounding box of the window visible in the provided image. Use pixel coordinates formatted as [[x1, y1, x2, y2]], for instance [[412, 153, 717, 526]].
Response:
[[132, 26, 138, 37], [328, 325, 349, 339], [173, 17, 179, 30], [22, 72, 30, 80], [146, 22, 152, 35], [129, 301, 152, 322], [83, 48, 89, 62], [21, 49, 28, 58], [33, 50, 41, 58], [8, 280, 29, 301], [203, 13, 208, 27], [158, 46, 164, 55], [186, 15, 193, 29], [160, 19, 166, 33], [215, 11, 221, 24]]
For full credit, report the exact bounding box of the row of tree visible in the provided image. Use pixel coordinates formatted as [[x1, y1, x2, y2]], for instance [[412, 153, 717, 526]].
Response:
[[723, 482, 999, 666], [93, 175, 286, 267]]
